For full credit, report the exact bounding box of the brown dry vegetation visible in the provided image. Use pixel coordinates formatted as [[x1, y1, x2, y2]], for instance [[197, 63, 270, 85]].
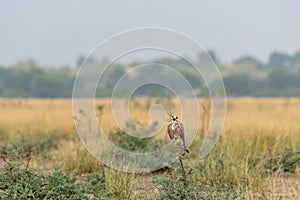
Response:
[[0, 98, 300, 199]]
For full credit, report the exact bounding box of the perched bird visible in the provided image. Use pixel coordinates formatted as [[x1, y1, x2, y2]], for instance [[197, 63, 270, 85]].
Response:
[[167, 115, 189, 156]]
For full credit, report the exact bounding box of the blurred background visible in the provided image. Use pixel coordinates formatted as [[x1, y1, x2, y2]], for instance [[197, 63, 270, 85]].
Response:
[[0, 0, 299, 97], [1, 2, 300, 199]]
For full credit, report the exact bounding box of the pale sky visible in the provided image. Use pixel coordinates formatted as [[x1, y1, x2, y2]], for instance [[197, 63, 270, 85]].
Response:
[[0, 0, 299, 67]]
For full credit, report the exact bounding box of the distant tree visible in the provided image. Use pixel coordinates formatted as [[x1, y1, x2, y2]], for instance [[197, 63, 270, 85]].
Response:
[[0, 79, 3, 96], [298, 70, 300, 85], [207, 50, 220, 65], [2, 52, 300, 98], [181, 70, 204, 91], [233, 56, 264, 70], [290, 51, 300, 69], [77, 55, 98, 68], [96, 66, 125, 97], [267, 52, 290, 69], [223, 74, 252, 96], [15, 59, 39, 69], [77, 55, 85, 68], [153, 57, 176, 66], [29, 72, 73, 97], [267, 69, 298, 90], [198, 49, 220, 66]]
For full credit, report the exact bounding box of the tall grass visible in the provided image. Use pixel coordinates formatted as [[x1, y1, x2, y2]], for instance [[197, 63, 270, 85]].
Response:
[[0, 98, 299, 199]]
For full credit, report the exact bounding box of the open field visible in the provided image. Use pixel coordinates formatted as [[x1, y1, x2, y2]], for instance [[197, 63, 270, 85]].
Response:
[[0, 98, 300, 199]]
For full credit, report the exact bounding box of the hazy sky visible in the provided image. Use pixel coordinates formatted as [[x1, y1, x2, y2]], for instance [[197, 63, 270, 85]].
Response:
[[1, 0, 299, 67]]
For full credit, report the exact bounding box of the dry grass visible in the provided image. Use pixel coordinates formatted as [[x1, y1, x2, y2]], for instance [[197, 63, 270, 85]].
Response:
[[2, 97, 300, 136], [0, 98, 74, 139], [226, 98, 300, 132], [0, 98, 300, 199]]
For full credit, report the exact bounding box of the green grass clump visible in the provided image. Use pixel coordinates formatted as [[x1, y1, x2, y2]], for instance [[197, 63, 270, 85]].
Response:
[[104, 168, 134, 199], [263, 146, 300, 174], [109, 121, 164, 153], [109, 131, 164, 153], [0, 151, 105, 200], [0, 131, 70, 160], [63, 148, 102, 175], [0, 138, 56, 160], [154, 172, 199, 200]]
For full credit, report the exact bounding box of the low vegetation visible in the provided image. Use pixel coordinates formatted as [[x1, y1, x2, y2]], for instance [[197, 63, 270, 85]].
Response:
[[0, 98, 299, 199]]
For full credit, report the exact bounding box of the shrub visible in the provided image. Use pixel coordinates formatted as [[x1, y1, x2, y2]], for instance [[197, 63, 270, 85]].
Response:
[[0, 151, 105, 199]]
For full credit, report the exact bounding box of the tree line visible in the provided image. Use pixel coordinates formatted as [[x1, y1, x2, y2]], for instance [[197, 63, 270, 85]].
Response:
[[0, 50, 300, 98]]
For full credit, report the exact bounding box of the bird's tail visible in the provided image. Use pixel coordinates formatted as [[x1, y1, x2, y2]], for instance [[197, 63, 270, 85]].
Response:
[[185, 148, 190, 153], [180, 148, 190, 157]]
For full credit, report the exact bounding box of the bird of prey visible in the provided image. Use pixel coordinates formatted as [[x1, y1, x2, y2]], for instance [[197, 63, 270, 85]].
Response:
[[167, 115, 189, 156]]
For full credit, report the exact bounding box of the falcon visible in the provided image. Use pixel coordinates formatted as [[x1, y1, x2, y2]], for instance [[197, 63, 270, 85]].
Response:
[[167, 115, 189, 156]]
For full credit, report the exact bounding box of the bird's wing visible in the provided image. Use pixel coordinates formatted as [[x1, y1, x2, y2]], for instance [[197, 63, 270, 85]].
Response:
[[167, 123, 174, 139], [179, 122, 185, 147]]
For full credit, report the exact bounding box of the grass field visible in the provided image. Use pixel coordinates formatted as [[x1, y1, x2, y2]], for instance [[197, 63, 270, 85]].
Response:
[[0, 98, 300, 199]]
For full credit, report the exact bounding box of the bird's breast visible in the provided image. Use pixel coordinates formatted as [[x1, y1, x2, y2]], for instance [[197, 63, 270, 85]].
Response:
[[171, 123, 176, 130]]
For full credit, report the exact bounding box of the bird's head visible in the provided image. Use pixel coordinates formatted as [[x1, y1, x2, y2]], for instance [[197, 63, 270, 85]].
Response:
[[170, 115, 179, 122]]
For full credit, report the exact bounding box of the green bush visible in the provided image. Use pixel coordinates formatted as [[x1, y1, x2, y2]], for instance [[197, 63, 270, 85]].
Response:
[[0, 132, 70, 160], [109, 120, 164, 153], [0, 151, 105, 199], [154, 172, 199, 200]]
